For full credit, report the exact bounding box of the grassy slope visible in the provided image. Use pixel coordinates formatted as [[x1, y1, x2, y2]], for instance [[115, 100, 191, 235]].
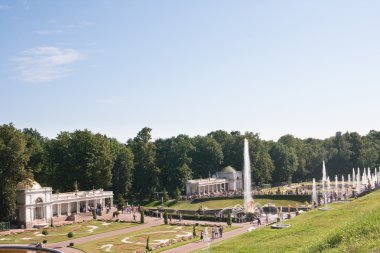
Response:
[[198, 190, 380, 253]]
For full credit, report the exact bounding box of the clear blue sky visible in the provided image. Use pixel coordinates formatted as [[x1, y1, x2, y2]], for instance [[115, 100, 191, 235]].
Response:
[[1, 0, 380, 142]]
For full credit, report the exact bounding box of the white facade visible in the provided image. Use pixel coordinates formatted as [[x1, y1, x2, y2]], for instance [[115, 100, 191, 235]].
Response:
[[186, 166, 243, 195], [16, 179, 113, 229]]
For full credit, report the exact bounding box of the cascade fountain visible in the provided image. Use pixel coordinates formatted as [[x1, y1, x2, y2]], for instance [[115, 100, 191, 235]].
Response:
[[217, 139, 261, 221]]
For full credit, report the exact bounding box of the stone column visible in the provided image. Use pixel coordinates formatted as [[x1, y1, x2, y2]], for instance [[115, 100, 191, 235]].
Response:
[[85, 200, 88, 213], [76, 201, 80, 213], [58, 204, 61, 216]]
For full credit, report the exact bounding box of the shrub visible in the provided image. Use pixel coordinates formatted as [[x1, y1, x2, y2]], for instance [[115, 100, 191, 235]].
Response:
[[92, 209, 97, 219], [146, 236, 151, 251], [193, 224, 197, 236], [67, 232, 74, 246], [140, 210, 145, 224], [164, 210, 168, 225], [42, 229, 48, 236], [227, 212, 232, 227]]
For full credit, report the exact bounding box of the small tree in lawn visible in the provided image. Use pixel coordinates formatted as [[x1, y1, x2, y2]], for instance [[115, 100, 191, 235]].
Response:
[[164, 210, 168, 225], [163, 189, 169, 202], [227, 212, 232, 227], [193, 224, 197, 237], [140, 210, 145, 224], [145, 236, 150, 251], [116, 194, 125, 211], [67, 232, 74, 246], [92, 208, 97, 220], [174, 188, 181, 202], [42, 229, 48, 243], [42, 229, 48, 237]]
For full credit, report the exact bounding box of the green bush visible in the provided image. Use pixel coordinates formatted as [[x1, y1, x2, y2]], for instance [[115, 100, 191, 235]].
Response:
[[146, 236, 151, 251], [92, 209, 97, 219], [42, 229, 48, 236], [227, 212, 232, 227], [164, 210, 168, 225], [140, 210, 145, 224]]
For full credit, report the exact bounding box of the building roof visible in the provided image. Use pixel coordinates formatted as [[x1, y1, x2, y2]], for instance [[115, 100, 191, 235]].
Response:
[[221, 166, 237, 173], [16, 178, 42, 190]]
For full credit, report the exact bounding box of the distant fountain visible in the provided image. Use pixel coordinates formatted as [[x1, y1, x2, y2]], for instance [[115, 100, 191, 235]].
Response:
[[334, 175, 338, 200], [352, 168, 355, 187], [312, 178, 317, 206], [322, 161, 327, 206], [319, 162, 332, 211], [368, 168, 371, 185], [272, 206, 291, 229], [243, 138, 253, 211], [204, 226, 210, 252], [348, 174, 351, 189], [341, 175, 345, 199], [356, 168, 361, 194], [327, 177, 331, 202]]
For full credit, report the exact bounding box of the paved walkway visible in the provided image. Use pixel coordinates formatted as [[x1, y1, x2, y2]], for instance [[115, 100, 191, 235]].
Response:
[[161, 222, 267, 253]]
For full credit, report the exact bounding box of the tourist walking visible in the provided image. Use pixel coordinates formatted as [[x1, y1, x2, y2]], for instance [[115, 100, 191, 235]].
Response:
[[200, 231, 204, 241]]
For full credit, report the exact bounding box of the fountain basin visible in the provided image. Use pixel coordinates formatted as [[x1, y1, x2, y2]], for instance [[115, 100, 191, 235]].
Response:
[[0, 246, 62, 253], [271, 224, 291, 229]]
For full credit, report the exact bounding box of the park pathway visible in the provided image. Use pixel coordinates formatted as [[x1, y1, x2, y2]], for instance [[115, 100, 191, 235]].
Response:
[[161, 222, 265, 253]]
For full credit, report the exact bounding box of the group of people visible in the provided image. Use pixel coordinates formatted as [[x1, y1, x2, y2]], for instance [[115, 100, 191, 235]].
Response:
[[200, 226, 223, 241], [184, 190, 245, 201]]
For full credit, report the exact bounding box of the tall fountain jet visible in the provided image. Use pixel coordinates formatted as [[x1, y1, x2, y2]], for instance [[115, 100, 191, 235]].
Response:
[[322, 161, 327, 205], [312, 178, 317, 206], [244, 138, 253, 211]]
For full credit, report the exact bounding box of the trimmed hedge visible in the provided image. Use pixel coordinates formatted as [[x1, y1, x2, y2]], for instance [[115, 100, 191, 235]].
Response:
[[190, 194, 311, 204]]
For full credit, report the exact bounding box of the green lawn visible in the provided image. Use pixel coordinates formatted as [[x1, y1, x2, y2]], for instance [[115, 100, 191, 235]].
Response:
[[194, 190, 380, 252], [75, 224, 236, 253], [0, 220, 138, 244], [144, 198, 305, 211]]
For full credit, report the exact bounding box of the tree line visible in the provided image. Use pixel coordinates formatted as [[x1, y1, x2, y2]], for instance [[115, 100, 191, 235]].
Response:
[[1, 123, 380, 220]]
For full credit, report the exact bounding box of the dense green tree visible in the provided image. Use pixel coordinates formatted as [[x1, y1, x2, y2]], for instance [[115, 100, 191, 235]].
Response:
[[208, 130, 244, 170], [325, 132, 352, 176], [46, 130, 113, 192], [112, 145, 134, 198], [269, 142, 298, 183], [22, 128, 49, 185], [128, 127, 160, 199], [190, 136, 223, 178], [0, 124, 29, 221], [155, 135, 193, 195]]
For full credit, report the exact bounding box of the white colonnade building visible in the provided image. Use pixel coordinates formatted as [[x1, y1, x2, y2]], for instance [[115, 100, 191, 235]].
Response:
[[186, 166, 243, 195], [16, 179, 113, 229]]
